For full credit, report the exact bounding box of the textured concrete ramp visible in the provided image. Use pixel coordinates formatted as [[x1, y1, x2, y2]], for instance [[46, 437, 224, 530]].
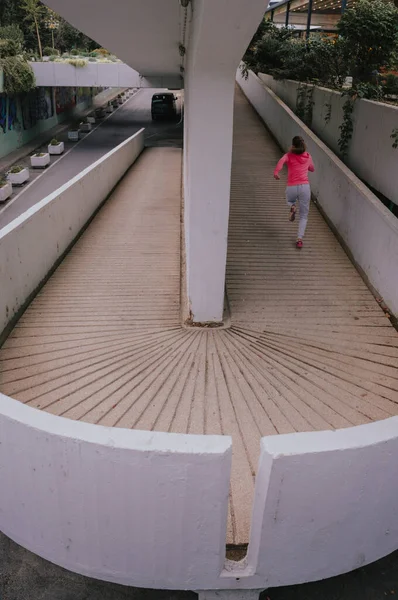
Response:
[[1, 94, 398, 547]]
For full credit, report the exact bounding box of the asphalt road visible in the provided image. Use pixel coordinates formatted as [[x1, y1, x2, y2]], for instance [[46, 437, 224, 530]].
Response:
[[0, 88, 183, 229]]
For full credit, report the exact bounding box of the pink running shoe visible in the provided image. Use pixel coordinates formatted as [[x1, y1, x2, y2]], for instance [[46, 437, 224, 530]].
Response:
[[296, 239, 303, 249]]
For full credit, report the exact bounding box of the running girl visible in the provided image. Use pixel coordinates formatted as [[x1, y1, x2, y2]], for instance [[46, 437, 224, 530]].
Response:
[[273, 136, 315, 249]]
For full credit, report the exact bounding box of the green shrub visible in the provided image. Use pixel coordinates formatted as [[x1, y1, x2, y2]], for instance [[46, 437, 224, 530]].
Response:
[[0, 56, 36, 94], [89, 51, 98, 57], [0, 25, 24, 49], [70, 48, 79, 55], [43, 46, 59, 56], [66, 58, 87, 67], [9, 165, 24, 174], [0, 38, 19, 58], [88, 57, 97, 62], [50, 138, 60, 145]]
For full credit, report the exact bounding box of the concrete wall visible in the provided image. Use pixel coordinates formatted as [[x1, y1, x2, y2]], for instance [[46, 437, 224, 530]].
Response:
[[30, 62, 182, 89], [237, 70, 398, 317], [259, 73, 398, 207], [248, 418, 398, 587], [0, 129, 144, 334], [0, 393, 231, 589]]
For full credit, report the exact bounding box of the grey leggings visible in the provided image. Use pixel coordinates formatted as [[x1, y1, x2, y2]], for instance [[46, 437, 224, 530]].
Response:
[[286, 184, 311, 239]]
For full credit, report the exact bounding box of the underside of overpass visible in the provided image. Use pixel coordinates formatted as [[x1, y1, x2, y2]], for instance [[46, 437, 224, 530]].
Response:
[[1, 89, 397, 546]]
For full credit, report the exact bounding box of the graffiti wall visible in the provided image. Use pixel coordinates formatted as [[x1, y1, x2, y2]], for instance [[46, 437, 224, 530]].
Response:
[[0, 86, 95, 160], [55, 87, 76, 114]]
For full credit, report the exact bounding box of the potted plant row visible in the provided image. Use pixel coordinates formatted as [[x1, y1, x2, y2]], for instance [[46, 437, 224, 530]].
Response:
[[0, 176, 12, 203], [106, 102, 113, 114], [87, 115, 96, 124], [7, 165, 30, 186], [31, 152, 50, 169], [48, 138, 64, 155]]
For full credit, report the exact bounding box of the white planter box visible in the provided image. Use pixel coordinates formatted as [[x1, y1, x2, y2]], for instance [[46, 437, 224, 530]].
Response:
[[106, 105, 114, 113], [7, 168, 30, 185], [96, 108, 106, 118], [80, 123, 92, 133], [30, 153, 50, 168], [0, 182, 12, 203], [118, 98, 123, 105], [48, 141, 64, 155], [68, 130, 80, 141], [87, 116, 96, 124]]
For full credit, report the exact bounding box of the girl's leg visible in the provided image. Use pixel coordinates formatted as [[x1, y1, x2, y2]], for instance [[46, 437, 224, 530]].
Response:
[[297, 184, 311, 240], [286, 186, 298, 221]]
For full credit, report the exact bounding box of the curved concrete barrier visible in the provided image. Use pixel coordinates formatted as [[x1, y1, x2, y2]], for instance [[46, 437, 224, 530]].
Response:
[[0, 392, 231, 589]]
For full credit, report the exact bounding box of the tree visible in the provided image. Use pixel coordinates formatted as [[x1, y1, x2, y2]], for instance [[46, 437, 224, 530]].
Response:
[[21, 0, 44, 58], [338, 0, 398, 83]]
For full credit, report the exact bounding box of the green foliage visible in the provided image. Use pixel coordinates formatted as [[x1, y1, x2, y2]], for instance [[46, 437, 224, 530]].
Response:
[[391, 128, 398, 149], [0, 175, 8, 187], [0, 55, 36, 94], [43, 46, 59, 56], [65, 58, 87, 67], [0, 38, 19, 57], [338, 91, 356, 158], [50, 138, 60, 145], [0, 25, 24, 49], [338, 0, 398, 83], [9, 165, 24, 173]]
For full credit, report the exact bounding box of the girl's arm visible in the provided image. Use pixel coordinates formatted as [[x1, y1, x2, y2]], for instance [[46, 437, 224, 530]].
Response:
[[274, 154, 288, 180], [308, 155, 315, 172]]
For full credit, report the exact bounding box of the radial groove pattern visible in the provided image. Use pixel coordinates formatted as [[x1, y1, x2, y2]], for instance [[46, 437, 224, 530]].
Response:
[[1, 91, 398, 545]]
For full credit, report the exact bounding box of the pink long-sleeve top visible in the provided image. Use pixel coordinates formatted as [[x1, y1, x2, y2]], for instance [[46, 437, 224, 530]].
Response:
[[274, 151, 315, 186]]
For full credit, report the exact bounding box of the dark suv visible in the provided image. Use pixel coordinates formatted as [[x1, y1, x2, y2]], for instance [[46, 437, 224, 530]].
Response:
[[151, 93, 177, 121]]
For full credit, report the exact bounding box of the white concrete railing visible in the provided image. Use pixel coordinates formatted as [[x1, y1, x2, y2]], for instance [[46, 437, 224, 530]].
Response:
[[258, 73, 398, 207], [0, 129, 144, 334], [30, 62, 182, 89], [237, 69, 398, 318], [1, 90, 398, 592]]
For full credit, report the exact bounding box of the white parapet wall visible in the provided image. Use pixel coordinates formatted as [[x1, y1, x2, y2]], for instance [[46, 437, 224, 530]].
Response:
[[0, 128, 144, 334], [0, 393, 232, 589], [258, 73, 398, 207], [237, 69, 398, 318], [30, 62, 182, 89]]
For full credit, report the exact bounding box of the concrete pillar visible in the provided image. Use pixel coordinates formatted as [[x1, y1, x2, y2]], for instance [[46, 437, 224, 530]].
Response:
[[183, 0, 267, 324]]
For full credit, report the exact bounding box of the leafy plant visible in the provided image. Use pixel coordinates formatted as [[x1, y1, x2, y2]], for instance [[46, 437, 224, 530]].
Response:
[[338, 92, 356, 158], [0, 176, 8, 187], [0, 55, 36, 94], [50, 138, 60, 145], [338, 0, 398, 84], [391, 128, 398, 149], [66, 58, 87, 67], [32, 152, 46, 157], [324, 102, 332, 125], [9, 165, 24, 174], [43, 46, 59, 56], [0, 25, 24, 50]]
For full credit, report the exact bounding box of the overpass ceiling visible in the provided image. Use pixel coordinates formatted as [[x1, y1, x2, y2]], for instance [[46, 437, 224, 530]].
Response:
[[43, 0, 183, 77]]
